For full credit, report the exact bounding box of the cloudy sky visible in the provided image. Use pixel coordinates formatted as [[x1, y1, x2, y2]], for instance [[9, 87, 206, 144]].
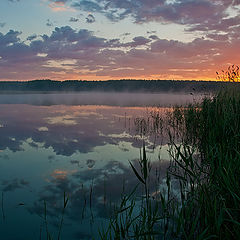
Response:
[[0, 0, 239, 81]]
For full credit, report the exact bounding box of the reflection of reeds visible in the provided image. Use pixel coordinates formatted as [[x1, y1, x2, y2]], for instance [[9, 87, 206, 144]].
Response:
[[81, 183, 87, 219], [42, 192, 69, 240], [57, 191, 68, 240], [1, 192, 5, 221], [43, 200, 52, 240], [134, 109, 165, 149], [89, 179, 94, 223]]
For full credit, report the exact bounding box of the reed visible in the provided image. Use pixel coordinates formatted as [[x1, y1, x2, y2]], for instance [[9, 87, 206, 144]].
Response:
[[100, 84, 240, 239], [40, 192, 69, 240]]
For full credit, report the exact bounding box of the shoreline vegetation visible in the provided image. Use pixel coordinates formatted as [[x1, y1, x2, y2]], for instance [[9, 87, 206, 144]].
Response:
[[99, 66, 240, 240], [0, 79, 239, 93], [99, 84, 240, 239]]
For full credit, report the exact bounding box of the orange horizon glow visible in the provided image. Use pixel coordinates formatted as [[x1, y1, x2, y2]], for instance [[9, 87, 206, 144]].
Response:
[[0, 72, 224, 82], [1, 1, 239, 84]]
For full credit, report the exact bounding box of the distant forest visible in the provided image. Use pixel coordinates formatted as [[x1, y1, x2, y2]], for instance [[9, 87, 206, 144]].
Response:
[[0, 79, 238, 93]]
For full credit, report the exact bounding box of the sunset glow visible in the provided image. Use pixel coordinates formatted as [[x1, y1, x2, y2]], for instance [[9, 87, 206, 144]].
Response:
[[0, 0, 240, 81]]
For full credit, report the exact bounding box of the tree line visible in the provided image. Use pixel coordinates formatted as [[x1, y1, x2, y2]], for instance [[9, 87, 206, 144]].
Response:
[[0, 79, 238, 93]]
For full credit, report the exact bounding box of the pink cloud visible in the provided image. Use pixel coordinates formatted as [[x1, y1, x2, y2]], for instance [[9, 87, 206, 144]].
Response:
[[0, 26, 240, 81], [48, 0, 74, 12]]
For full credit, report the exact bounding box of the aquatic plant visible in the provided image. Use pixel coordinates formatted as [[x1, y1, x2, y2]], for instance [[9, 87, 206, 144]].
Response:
[[40, 192, 69, 240], [216, 65, 240, 82], [100, 86, 240, 239]]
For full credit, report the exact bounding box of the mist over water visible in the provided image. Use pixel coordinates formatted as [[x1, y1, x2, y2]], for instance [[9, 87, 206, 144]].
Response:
[[0, 91, 203, 106], [0, 92, 204, 240], [0, 103, 171, 240]]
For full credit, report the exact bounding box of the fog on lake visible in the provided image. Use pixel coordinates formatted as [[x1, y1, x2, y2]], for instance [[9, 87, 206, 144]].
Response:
[[0, 92, 201, 240]]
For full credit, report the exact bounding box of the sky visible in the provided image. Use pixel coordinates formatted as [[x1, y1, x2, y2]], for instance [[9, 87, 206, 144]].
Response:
[[0, 0, 239, 81]]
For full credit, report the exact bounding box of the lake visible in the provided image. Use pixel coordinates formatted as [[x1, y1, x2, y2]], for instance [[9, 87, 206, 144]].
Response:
[[0, 92, 201, 240]]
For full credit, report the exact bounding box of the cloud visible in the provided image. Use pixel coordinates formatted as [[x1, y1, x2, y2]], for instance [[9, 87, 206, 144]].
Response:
[[149, 35, 159, 40], [65, 0, 219, 24], [147, 31, 157, 34], [72, 0, 103, 12], [0, 29, 21, 45], [124, 36, 151, 47], [0, 24, 240, 81], [1, 178, 29, 192], [45, 0, 240, 27], [206, 33, 229, 41], [69, 17, 79, 22], [86, 13, 95, 23], [27, 157, 171, 237], [0, 22, 6, 28], [50, 0, 69, 3], [0, 103, 142, 155], [46, 19, 54, 27], [27, 34, 38, 41], [187, 15, 240, 33], [86, 159, 96, 168], [120, 32, 131, 36], [48, 0, 73, 12], [56, 0, 240, 37], [44, 0, 240, 42]]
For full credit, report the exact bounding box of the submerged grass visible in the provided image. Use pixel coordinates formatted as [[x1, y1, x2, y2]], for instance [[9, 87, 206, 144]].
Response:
[[100, 86, 240, 239]]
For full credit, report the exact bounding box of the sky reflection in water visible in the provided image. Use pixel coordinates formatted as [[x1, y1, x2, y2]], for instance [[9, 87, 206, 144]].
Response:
[[0, 103, 173, 240]]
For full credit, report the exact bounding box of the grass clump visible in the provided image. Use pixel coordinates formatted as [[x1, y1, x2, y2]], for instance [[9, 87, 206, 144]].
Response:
[[100, 86, 240, 239], [166, 88, 240, 239], [191, 89, 240, 239]]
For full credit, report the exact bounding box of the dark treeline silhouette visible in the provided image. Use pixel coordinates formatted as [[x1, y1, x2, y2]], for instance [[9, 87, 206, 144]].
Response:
[[0, 79, 238, 93]]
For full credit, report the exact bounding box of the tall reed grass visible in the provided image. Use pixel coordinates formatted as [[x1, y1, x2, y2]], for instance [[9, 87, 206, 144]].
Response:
[[100, 85, 240, 239]]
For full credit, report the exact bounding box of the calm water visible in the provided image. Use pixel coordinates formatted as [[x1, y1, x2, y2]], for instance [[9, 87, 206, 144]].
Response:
[[0, 93, 200, 240]]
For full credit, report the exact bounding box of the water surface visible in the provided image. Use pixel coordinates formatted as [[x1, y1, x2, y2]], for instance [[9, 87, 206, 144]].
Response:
[[0, 92, 198, 239]]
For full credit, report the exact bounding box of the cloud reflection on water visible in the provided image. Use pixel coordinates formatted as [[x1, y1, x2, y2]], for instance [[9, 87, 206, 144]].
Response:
[[0, 104, 170, 155], [0, 103, 173, 239]]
